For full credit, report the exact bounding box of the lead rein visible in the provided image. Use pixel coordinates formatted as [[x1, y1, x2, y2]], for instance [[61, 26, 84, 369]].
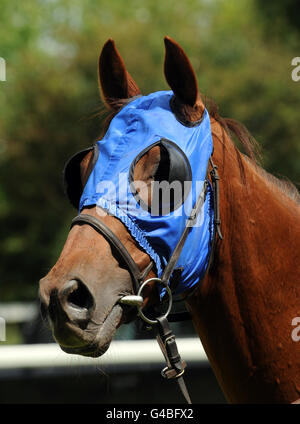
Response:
[[156, 316, 192, 404]]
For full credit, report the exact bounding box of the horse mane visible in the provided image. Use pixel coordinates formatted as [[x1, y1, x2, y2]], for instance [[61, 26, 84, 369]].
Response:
[[96, 96, 300, 205], [203, 97, 300, 205]]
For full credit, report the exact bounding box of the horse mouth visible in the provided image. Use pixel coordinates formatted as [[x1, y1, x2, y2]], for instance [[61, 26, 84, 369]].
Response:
[[61, 342, 110, 357], [57, 303, 123, 358]]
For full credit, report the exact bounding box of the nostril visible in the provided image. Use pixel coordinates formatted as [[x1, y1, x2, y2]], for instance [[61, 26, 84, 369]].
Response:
[[59, 280, 94, 328], [67, 280, 94, 311]]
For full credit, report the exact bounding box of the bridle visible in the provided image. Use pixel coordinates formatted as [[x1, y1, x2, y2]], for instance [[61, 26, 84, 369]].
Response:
[[71, 213, 154, 295], [70, 156, 222, 404]]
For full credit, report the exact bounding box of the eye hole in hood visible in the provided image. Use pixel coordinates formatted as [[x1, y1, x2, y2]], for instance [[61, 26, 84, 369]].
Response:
[[63, 144, 99, 209], [129, 138, 192, 216]]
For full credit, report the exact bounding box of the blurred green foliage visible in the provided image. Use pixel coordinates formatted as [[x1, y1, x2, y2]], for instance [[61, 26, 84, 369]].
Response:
[[0, 0, 299, 300]]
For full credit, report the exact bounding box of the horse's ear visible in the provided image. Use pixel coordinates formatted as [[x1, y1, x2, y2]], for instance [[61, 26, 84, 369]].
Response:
[[99, 39, 141, 110], [164, 36, 204, 123]]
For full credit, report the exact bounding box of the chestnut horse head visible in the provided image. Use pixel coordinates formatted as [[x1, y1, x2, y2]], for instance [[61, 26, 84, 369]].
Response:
[[39, 37, 300, 403]]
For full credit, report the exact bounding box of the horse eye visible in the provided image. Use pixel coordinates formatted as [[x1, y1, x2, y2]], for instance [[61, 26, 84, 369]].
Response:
[[129, 139, 192, 216]]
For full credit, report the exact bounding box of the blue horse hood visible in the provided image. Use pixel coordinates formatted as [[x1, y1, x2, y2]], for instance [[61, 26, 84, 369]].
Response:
[[79, 90, 214, 296]]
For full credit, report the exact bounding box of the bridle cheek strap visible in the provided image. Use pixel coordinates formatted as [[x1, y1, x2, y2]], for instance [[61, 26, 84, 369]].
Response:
[[70, 214, 153, 295]]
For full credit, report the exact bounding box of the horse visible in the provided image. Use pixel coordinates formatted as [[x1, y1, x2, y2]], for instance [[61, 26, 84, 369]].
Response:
[[39, 37, 300, 404]]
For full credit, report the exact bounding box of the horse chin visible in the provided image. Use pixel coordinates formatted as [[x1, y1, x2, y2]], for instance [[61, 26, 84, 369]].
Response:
[[58, 303, 124, 358]]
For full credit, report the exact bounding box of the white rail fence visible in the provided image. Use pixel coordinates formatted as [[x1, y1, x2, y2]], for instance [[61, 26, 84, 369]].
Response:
[[0, 302, 208, 370], [0, 338, 207, 370]]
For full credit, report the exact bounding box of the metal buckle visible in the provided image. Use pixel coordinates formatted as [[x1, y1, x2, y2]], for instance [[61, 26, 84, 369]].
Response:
[[161, 365, 186, 379]]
